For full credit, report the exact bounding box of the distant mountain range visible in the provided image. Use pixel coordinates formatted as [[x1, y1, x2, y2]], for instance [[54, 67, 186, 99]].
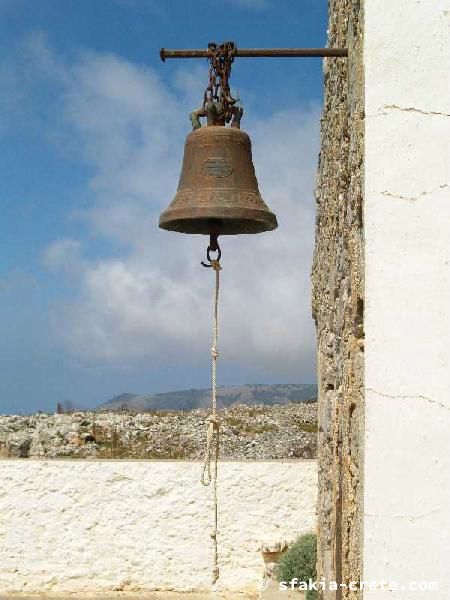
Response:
[[97, 384, 317, 412]]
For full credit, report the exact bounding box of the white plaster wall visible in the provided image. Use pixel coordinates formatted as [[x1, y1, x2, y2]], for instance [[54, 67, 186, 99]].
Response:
[[364, 1, 450, 598], [0, 459, 316, 594]]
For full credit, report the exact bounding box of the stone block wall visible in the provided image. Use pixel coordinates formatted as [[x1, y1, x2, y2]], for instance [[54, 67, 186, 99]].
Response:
[[312, 1, 364, 597]]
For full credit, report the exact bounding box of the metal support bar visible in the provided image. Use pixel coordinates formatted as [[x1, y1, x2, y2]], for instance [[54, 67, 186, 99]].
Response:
[[160, 47, 348, 62]]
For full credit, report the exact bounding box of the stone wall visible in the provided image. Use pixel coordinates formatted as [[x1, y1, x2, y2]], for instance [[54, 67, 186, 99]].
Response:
[[311, 0, 365, 597], [0, 459, 317, 594]]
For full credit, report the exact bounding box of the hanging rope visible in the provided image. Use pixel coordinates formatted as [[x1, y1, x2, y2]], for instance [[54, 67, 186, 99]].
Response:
[[201, 255, 221, 585]]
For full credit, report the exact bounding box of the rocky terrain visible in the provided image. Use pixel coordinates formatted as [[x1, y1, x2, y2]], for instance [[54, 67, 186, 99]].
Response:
[[0, 402, 317, 460]]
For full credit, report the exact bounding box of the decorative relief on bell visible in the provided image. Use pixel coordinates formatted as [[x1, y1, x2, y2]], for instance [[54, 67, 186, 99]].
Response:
[[201, 158, 234, 178]]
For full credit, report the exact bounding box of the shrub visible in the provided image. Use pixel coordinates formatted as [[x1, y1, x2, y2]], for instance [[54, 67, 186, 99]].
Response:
[[295, 421, 318, 433], [277, 532, 317, 600]]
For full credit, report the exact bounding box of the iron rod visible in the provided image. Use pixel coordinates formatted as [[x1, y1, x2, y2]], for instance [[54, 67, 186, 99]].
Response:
[[160, 47, 348, 62]]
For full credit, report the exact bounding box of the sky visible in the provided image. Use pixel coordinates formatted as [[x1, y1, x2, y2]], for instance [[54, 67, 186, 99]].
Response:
[[0, 0, 328, 414]]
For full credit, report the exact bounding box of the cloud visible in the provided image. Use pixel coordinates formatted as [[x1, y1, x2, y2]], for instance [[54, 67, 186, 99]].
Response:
[[43, 239, 83, 274], [10, 35, 320, 381]]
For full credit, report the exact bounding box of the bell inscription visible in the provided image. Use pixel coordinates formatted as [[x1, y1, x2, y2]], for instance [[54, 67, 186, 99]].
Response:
[[202, 158, 233, 178]]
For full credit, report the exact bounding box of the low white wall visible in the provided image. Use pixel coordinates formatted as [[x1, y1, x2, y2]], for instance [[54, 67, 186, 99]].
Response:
[[0, 459, 317, 594]]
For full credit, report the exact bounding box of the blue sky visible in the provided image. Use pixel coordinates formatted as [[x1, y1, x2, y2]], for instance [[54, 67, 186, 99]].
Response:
[[0, 0, 327, 414]]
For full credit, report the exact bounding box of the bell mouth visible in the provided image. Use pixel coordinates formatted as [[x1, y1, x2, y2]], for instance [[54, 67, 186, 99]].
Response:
[[159, 207, 278, 235]]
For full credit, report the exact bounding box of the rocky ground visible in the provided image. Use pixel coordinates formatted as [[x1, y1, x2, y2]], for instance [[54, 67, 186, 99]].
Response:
[[0, 402, 317, 460], [1, 595, 258, 600], [0, 595, 258, 600]]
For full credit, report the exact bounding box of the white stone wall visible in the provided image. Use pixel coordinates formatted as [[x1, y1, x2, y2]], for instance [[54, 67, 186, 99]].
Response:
[[364, 1, 450, 598], [0, 459, 317, 594]]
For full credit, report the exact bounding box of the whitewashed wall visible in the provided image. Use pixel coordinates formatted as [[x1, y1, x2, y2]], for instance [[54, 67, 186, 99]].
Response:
[[364, 0, 450, 598], [0, 459, 316, 594]]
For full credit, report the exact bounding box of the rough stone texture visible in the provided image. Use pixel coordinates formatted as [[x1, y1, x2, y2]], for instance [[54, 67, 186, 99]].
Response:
[[0, 403, 317, 461], [311, 1, 364, 597], [0, 460, 316, 594]]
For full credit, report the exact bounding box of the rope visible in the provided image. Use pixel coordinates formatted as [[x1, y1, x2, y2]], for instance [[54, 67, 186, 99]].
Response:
[[201, 258, 221, 585]]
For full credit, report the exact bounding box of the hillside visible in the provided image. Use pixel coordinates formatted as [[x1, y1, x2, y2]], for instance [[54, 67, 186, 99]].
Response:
[[98, 383, 317, 412], [0, 402, 318, 460]]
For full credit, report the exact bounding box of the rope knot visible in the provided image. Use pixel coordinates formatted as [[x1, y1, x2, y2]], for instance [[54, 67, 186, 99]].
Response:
[[207, 414, 220, 429], [211, 347, 219, 359]]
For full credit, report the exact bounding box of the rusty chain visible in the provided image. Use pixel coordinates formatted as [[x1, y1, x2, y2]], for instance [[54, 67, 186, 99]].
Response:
[[190, 41, 243, 130], [204, 42, 236, 123]]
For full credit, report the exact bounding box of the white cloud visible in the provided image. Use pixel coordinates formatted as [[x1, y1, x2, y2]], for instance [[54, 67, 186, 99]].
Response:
[[43, 239, 83, 273], [16, 37, 320, 380]]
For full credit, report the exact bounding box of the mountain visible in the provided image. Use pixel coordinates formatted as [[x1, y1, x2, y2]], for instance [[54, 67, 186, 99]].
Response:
[[97, 384, 317, 412]]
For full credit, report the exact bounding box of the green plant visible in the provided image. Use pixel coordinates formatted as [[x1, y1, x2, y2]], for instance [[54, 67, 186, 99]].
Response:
[[225, 416, 243, 427], [295, 421, 318, 433], [277, 533, 317, 600], [242, 422, 278, 434]]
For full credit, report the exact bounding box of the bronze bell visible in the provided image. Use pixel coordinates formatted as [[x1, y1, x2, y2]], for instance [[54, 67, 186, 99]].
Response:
[[159, 125, 277, 235]]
